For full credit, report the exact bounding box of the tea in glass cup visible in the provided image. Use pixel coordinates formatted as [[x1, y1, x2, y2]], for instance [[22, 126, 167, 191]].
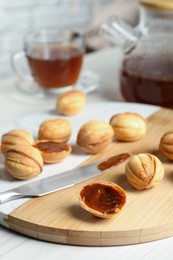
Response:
[[12, 28, 85, 94]]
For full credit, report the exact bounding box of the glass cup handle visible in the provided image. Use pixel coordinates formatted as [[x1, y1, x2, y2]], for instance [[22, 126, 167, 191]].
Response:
[[11, 51, 34, 82]]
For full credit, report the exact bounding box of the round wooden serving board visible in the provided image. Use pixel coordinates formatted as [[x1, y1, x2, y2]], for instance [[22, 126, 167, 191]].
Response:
[[3, 107, 173, 246]]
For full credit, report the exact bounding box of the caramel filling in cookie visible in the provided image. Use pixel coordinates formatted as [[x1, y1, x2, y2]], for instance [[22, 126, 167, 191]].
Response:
[[35, 141, 70, 153]]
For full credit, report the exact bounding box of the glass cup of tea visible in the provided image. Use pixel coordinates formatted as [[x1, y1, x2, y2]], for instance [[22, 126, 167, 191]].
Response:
[[12, 28, 85, 95]]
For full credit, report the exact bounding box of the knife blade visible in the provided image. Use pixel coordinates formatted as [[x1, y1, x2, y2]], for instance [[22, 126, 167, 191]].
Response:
[[0, 153, 130, 204]]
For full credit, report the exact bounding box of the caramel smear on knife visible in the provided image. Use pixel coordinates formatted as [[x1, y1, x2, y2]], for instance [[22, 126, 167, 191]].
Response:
[[98, 153, 130, 171]]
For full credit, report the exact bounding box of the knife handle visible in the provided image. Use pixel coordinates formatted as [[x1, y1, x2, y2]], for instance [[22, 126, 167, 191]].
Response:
[[0, 191, 23, 204]]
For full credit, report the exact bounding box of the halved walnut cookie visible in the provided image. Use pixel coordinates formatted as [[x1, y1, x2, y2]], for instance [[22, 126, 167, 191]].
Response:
[[79, 180, 126, 218], [34, 140, 72, 164]]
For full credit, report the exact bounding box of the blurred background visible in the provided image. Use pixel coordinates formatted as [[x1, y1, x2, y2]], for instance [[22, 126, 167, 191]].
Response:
[[0, 0, 139, 78]]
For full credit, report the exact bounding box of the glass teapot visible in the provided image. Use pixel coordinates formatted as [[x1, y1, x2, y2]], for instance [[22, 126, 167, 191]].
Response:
[[100, 0, 173, 107]]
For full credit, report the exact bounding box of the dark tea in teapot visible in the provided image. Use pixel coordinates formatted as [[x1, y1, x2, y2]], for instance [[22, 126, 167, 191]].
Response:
[[121, 51, 173, 107], [101, 0, 173, 108]]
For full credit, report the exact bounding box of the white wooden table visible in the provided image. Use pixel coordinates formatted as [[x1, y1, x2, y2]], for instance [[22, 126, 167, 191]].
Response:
[[0, 48, 173, 260]]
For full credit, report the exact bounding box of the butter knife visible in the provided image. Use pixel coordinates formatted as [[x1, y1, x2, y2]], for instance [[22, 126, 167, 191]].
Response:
[[0, 153, 130, 204]]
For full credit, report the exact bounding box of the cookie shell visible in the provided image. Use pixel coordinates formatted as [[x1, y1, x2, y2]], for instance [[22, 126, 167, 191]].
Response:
[[34, 140, 72, 164], [79, 181, 126, 218]]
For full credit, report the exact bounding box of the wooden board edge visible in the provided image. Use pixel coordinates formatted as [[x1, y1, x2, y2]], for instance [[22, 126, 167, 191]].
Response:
[[6, 216, 173, 246]]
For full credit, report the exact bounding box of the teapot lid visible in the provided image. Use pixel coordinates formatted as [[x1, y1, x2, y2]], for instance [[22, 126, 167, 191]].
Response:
[[140, 0, 173, 10]]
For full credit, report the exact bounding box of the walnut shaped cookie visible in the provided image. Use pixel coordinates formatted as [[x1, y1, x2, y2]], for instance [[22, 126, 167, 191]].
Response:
[[4, 144, 43, 180], [110, 112, 147, 142], [159, 130, 173, 160], [76, 120, 114, 154], [1, 129, 34, 154], [56, 89, 86, 115], [38, 118, 72, 143], [125, 153, 164, 190]]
